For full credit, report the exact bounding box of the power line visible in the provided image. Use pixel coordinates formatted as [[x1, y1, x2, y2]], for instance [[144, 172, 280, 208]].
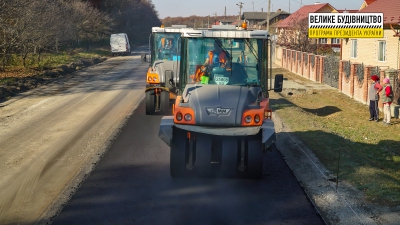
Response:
[[255, 0, 268, 6], [291, 0, 305, 7]]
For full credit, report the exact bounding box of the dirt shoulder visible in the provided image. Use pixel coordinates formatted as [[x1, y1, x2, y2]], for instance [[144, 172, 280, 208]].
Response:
[[271, 67, 400, 225], [0, 57, 108, 103]]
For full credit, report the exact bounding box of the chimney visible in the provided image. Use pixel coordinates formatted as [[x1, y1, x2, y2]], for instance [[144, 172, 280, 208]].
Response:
[[277, 9, 281, 12]]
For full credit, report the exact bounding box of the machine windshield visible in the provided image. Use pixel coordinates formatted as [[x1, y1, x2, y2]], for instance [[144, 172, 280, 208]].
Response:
[[184, 38, 261, 86], [153, 33, 180, 61]]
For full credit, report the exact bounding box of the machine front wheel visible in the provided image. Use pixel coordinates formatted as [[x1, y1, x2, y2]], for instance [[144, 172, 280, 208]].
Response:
[[195, 133, 212, 176], [159, 91, 170, 115], [170, 128, 188, 177], [246, 139, 263, 179], [145, 91, 155, 115], [221, 137, 238, 178]]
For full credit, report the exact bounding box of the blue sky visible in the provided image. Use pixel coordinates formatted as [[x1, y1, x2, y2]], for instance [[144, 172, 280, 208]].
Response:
[[151, 0, 363, 19]]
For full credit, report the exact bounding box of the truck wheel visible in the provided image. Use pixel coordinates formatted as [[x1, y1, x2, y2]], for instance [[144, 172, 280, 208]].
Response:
[[159, 91, 170, 115], [221, 137, 238, 178], [195, 133, 212, 176], [145, 91, 155, 115], [247, 139, 263, 179], [170, 128, 187, 177]]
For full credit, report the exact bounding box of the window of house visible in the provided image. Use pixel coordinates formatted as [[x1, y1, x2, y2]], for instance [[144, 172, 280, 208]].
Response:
[[331, 38, 340, 44], [351, 39, 357, 58], [319, 38, 327, 44], [378, 41, 386, 62]]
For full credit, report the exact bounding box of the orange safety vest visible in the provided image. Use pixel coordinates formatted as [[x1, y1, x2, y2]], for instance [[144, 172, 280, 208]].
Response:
[[161, 38, 165, 48], [208, 50, 226, 64]]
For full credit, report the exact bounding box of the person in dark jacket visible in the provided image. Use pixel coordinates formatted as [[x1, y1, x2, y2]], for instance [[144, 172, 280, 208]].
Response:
[[368, 75, 382, 122], [381, 77, 394, 125]]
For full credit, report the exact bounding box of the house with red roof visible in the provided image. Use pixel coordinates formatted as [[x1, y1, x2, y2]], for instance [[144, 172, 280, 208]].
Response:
[[241, 10, 290, 30], [341, 0, 400, 72], [275, 2, 339, 53], [359, 0, 378, 10]]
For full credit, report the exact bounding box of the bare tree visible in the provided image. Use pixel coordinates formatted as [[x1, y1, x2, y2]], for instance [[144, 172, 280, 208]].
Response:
[[276, 18, 316, 53], [0, 0, 158, 69], [69, 0, 113, 50], [0, 0, 24, 70], [100, 0, 160, 45]]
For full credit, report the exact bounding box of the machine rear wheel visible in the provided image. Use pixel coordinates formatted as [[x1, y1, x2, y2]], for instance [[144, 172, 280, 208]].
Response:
[[221, 137, 238, 178], [170, 128, 187, 177], [247, 139, 263, 179], [145, 91, 155, 115], [159, 91, 170, 115], [195, 133, 212, 176]]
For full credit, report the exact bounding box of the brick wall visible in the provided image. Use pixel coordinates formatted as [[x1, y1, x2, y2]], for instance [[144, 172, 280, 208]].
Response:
[[275, 46, 397, 112]]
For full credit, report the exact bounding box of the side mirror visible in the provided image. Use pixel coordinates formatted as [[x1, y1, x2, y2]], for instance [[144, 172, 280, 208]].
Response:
[[274, 74, 283, 93], [141, 52, 147, 62]]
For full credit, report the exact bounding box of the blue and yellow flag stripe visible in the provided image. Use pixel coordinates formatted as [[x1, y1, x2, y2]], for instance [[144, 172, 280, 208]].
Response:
[[308, 28, 383, 38]]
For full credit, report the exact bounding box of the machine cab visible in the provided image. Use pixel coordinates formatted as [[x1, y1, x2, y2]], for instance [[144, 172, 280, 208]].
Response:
[[177, 26, 282, 96]]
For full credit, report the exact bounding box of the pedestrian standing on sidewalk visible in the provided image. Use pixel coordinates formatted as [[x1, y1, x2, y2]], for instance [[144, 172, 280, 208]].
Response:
[[381, 77, 394, 125], [368, 75, 382, 122]]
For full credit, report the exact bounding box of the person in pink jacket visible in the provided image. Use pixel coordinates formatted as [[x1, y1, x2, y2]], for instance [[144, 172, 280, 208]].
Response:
[[381, 78, 394, 125]]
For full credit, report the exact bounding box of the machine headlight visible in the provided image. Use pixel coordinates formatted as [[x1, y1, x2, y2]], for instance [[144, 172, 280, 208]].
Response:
[[245, 115, 252, 123], [176, 112, 183, 121], [254, 114, 260, 123], [184, 113, 192, 121]]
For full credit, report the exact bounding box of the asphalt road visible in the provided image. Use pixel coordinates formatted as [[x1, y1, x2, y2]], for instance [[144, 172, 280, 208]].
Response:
[[52, 103, 324, 224], [0, 47, 148, 225]]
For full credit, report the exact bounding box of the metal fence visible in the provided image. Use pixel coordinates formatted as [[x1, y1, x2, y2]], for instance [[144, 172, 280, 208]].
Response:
[[356, 63, 364, 83], [394, 70, 400, 105], [323, 55, 339, 88], [370, 66, 380, 79], [343, 60, 351, 79]]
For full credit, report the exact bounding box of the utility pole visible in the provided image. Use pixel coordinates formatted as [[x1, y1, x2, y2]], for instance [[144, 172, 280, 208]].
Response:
[[213, 12, 217, 25], [236, 2, 244, 21], [208, 15, 210, 28], [224, 6, 226, 21], [266, 0, 271, 31], [252, 1, 254, 11], [289, 0, 290, 13]]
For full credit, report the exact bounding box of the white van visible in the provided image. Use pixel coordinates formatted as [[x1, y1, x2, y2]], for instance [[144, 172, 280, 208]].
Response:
[[110, 33, 130, 56]]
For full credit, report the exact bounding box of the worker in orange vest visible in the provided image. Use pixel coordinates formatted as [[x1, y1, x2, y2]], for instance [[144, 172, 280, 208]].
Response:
[[204, 41, 228, 68]]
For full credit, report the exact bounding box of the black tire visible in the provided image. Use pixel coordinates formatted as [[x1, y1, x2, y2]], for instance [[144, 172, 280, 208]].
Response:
[[159, 91, 170, 115], [247, 139, 263, 179], [145, 91, 155, 115], [170, 128, 188, 177], [195, 133, 212, 176], [221, 137, 238, 178]]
